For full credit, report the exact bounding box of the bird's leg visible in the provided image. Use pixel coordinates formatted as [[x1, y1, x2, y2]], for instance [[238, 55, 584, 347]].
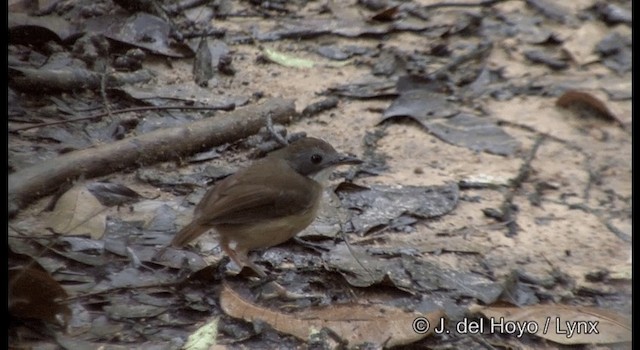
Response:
[[220, 241, 290, 297], [221, 239, 320, 300], [256, 279, 325, 301], [220, 238, 267, 278]]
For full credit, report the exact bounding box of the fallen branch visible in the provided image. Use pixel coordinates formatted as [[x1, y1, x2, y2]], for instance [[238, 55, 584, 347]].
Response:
[[9, 66, 154, 93], [8, 98, 296, 217]]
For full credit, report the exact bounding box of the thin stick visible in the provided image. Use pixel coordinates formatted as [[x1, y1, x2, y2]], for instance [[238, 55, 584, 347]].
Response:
[[10, 104, 237, 132]]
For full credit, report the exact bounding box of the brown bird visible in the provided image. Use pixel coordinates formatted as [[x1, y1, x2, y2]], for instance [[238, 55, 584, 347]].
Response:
[[171, 137, 361, 277]]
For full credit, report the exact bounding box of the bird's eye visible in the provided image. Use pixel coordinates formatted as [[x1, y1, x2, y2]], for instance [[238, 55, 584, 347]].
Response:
[[311, 154, 323, 164]]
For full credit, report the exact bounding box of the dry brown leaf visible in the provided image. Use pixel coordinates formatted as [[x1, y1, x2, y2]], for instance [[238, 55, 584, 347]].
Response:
[[370, 6, 400, 22], [556, 89, 625, 125], [470, 304, 631, 345], [220, 283, 445, 348], [47, 183, 107, 239]]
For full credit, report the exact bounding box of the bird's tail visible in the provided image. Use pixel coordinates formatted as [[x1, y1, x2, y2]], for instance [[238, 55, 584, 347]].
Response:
[[171, 221, 210, 248]]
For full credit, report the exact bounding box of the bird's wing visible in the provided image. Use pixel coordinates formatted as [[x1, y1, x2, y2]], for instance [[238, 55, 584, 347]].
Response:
[[193, 159, 322, 226]]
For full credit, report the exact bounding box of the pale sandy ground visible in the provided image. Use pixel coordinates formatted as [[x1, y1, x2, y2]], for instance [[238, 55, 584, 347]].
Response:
[[10, 0, 631, 347]]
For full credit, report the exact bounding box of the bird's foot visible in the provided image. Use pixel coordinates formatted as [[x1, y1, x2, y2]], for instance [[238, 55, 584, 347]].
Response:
[[256, 280, 324, 301]]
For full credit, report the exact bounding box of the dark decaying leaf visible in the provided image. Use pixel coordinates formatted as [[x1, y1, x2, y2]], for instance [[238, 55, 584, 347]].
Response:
[[9, 236, 104, 271], [193, 36, 213, 87], [99, 216, 208, 270], [315, 45, 352, 61], [188, 149, 221, 163], [396, 75, 449, 94], [116, 83, 249, 108], [101, 267, 173, 292], [523, 50, 569, 70], [44, 239, 109, 267], [371, 50, 400, 77], [84, 117, 140, 144], [89, 315, 125, 338], [595, 32, 632, 74], [463, 66, 506, 100], [326, 79, 397, 99], [104, 303, 167, 320], [381, 90, 459, 122], [67, 274, 177, 317], [145, 246, 208, 271], [136, 167, 207, 190], [210, 39, 232, 71], [145, 204, 178, 233], [83, 13, 193, 58], [596, 32, 632, 56], [324, 244, 503, 304], [401, 257, 503, 304], [56, 332, 174, 350], [496, 12, 558, 45], [59, 236, 105, 252], [220, 282, 445, 348], [338, 183, 459, 234], [422, 113, 521, 156], [323, 243, 400, 288], [8, 87, 27, 120], [201, 164, 237, 183], [525, 0, 571, 23], [36, 126, 92, 151], [592, 2, 632, 25], [9, 12, 78, 45], [86, 181, 142, 207], [255, 18, 393, 41], [498, 270, 542, 306]]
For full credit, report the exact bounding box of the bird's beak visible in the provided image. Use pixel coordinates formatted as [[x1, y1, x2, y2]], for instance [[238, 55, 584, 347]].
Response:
[[333, 154, 363, 166]]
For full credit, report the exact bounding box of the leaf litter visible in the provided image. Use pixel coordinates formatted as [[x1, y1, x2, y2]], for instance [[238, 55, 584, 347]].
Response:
[[8, 0, 631, 348]]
